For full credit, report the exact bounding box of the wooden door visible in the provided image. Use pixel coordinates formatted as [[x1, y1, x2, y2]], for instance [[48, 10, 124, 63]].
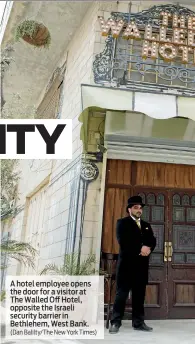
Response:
[[101, 160, 169, 319], [132, 188, 168, 319], [101, 159, 195, 319], [168, 191, 195, 318]]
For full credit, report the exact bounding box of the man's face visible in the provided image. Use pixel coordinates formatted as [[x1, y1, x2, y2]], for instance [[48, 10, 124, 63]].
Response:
[[129, 204, 143, 218]]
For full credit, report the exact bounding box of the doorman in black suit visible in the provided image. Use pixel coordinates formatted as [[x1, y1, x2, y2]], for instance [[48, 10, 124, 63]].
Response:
[[109, 196, 156, 333]]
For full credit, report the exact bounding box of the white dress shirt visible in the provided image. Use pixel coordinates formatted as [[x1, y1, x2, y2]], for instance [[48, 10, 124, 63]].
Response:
[[130, 215, 141, 228]]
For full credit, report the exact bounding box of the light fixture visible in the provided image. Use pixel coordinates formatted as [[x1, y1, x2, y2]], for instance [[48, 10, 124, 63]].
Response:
[[188, 31, 195, 47], [188, 16, 195, 30], [159, 43, 177, 61], [173, 14, 186, 28], [160, 26, 169, 42], [160, 11, 170, 26], [123, 21, 141, 40], [173, 28, 186, 45], [179, 46, 189, 63], [98, 16, 124, 37], [144, 24, 156, 41], [142, 40, 158, 60]]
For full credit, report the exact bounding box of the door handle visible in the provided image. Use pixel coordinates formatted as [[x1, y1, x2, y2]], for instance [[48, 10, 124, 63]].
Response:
[[164, 242, 168, 262], [168, 242, 173, 262]]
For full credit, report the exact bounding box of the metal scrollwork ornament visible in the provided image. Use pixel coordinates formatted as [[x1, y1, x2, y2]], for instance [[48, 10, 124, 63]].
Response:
[[93, 35, 114, 83], [81, 161, 99, 182]]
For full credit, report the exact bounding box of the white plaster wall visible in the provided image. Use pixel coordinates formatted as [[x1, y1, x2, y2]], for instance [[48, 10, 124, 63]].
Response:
[[16, 160, 52, 206], [37, 158, 82, 272], [52, 1, 101, 176], [2, 211, 24, 277], [12, 0, 100, 205], [36, 2, 102, 270], [6, 2, 102, 275]]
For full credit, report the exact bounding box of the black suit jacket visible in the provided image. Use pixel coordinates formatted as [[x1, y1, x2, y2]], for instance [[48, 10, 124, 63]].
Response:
[[115, 216, 156, 286]]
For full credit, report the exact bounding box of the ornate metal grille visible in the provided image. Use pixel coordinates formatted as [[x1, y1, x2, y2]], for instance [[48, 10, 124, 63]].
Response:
[[93, 4, 195, 93], [172, 193, 195, 264]]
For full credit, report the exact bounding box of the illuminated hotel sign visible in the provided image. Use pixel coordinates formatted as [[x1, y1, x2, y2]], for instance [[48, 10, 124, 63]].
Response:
[[98, 12, 195, 64]]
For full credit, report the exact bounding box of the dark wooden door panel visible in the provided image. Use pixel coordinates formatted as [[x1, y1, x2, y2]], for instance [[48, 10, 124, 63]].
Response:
[[168, 191, 195, 318], [135, 162, 195, 189], [106, 159, 132, 186], [133, 188, 168, 319]]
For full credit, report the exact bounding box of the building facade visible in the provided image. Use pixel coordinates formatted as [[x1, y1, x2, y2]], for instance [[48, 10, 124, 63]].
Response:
[[1, 1, 195, 320]]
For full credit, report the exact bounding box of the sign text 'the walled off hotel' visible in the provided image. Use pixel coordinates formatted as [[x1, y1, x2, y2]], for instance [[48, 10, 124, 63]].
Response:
[[98, 12, 195, 64]]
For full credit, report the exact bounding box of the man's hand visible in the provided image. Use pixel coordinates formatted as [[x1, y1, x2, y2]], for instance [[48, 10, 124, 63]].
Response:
[[140, 246, 151, 256]]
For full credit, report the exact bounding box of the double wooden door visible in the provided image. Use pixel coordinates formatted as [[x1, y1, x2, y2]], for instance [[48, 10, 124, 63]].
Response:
[[101, 160, 195, 319]]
